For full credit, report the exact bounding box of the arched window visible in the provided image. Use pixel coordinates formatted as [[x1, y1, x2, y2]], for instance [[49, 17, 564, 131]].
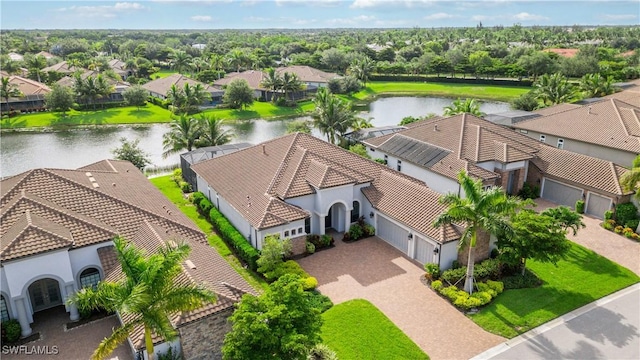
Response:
[[79, 268, 101, 290], [1, 295, 9, 322], [351, 201, 360, 223]]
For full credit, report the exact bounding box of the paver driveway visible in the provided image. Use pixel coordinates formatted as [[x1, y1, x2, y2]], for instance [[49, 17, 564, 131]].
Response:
[[297, 236, 505, 360]]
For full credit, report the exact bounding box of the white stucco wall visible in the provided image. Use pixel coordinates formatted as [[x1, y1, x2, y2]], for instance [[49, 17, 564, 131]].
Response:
[[69, 243, 110, 284], [439, 241, 459, 270], [314, 184, 354, 215], [256, 219, 307, 250]]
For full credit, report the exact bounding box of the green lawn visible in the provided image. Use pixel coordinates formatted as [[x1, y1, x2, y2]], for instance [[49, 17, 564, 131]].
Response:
[[321, 299, 428, 360], [150, 175, 267, 291], [202, 100, 314, 120], [351, 81, 530, 102], [152, 69, 179, 79], [2, 104, 173, 129], [469, 242, 640, 338]]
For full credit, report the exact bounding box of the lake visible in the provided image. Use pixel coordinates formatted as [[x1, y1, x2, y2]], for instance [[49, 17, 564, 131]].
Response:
[[0, 97, 510, 178]]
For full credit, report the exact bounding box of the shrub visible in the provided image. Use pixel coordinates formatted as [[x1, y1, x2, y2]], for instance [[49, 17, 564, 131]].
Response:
[[179, 181, 192, 193], [475, 282, 496, 297], [302, 276, 319, 290], [209, 207, 259, 270], [486, 280, 504, 294], [632, 233, 640, 241], [471, 291, 493, 305], [604, 210, 614, 221], [347, 223, 364, 241], [441, 266, 467, 285], [424, 263, 441, 281], [490, 247, 499, 259], [624, 219, 639, 230], [306, 241, 316, 254], [320, 234, 333, 247], [614, 225, 624, 234], [199, 198, 213, 215], [307, 343, 338, 360], [615, 202, 638, 226], [501, 269, 542, 290], [1, 319, 21, 343], [602, 219, 616, 230], [364, 224, 375, 237], [431, 280, 443, 291], [308, 290, 333, 313], [473, 258, 501, 280], [257, 235, 293, 279], [190, 191, 205, 206], [575, 200, 585, 214], [266, 260, 310, 282], [518, 182, 539, 199], [374, 158, 387, 164], [623, 228, 635, 238]]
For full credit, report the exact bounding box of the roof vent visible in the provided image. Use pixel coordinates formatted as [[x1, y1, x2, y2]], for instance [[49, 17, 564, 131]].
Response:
[[434, 125, 439, 131], [185, 260, 196, 269], [92, 182, 100, 188], [89, 177, 96, 182], [85, 172, 92, 177], [112, 183, 116, 187]]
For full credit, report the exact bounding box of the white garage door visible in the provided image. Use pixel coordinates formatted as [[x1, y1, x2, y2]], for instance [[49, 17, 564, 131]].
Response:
[[541, 178, 582, 208], [377, 215, 409, 253], [586, 193, 612, 219], [414, 235, 435, 265]]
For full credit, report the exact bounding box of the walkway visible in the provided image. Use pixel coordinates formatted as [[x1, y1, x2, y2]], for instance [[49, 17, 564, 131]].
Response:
[[298, 236, 505, 360], [3, 306, 133, 360], [472, 283, 640, 360], [534, 199, 640, 276]]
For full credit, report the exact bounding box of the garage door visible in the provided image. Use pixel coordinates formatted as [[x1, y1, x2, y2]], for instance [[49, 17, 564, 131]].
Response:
[[377, 215, 409, 253], [541, 178, 582, 208], [414, 235, 435, 264], [586, 193, 611, 219]]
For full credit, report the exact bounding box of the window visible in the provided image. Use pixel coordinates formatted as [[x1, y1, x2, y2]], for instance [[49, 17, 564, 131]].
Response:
[[539, 135, 546, 143], [298, 227, 303, 234], [397, 160, 402, 172], [351, 201, 360, 223], [80, 268, 101, 290], [370, 148, 375, 152], [557, 138, 564, 149], [305, 218, 311, 234], [1, 295, 9, 322], [384, 154, 388, 165], [284, 230, 290, 237], [520, 130, 528, 134], [291, 229, 296, 236]]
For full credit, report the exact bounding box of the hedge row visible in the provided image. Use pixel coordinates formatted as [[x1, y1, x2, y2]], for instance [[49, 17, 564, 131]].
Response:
[[191, 191, 259, 270]]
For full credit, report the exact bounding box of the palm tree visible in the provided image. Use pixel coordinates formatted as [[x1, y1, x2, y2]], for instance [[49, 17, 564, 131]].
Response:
[[260, 68, 283, 102], [196, 115, 233, 147], [443, 98, 485, 116], [95, 74, 114, 109], [162, 115, 202, 157], [1, 77, 22, 117], [182, 83, 211, 114], [352, 117, 374, 130], [433, 171, 527, 293], [209, 54, 225, 80], [69, 237, 216, 360], [74, 75, 102, 110], [534, 73, 577, 106], [281, 72, 303, 101], [166, 84, 185, 114], [226, 49, 247, 73], [169, 50, 193, 75], [620, 155, 640, 201], [579, 73, 616, 98], [312, 87, 355, 145], [25, 55, 47, 83], [348, 56, 375, 86]]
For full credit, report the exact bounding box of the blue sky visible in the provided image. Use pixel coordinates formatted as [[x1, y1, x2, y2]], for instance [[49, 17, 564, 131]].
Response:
[[1, 0, 638, 29]]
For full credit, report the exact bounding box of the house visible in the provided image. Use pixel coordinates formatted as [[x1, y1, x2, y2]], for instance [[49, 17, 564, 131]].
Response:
[[276, 65, 340, 89], [35, 51, 55, 60], [192, 133, 464, 270], [56, 70, 131, 102], [107, 59, 133, 80], [0, 160, 254, 359], [142, 73, 223, 104], [42, 61, 79, 75], [363, 114, 631, 219], [213, 70, 268, 99], [0, 74, 50, 113], [543, 48, 580, 58], [180, 143, 253, 191], [344, 125, 407, 144], [8, 52, 23, 61], [510, 99, 640, 166]]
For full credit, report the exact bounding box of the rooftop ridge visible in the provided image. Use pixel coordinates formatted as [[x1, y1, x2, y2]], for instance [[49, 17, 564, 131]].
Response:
[[612, 98, 631, 137], [457, 114, 466, 159], [266, 133, 299, 196], [0, 169, 36, 207], [280, 146, 309, 198], [610, 162, 623, 195]]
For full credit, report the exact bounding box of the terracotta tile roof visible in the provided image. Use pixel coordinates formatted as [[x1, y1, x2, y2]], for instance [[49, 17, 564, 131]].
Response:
[[533, 103, 582, 116], [276, 66, 339, 84], [42, 61, 78, 74], [365, 114, 538, 181], [362, 171, 460, 243], [141, 73, 221, 97], [603, 88, 640, 107], [192, 133, 459, 243], [543, 48, 580, 58], [214, 70, 267, 90], [56, 70, 129, 88], [531, 145, 631, 196], [514, 99, 640, 153], [0, 75, 50, 97], [36, 51, 55, 59]]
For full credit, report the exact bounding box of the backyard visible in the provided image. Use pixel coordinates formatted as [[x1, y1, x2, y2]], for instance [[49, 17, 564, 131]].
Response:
[[321, 299, 429, 360], [469, 242, 640, 338]]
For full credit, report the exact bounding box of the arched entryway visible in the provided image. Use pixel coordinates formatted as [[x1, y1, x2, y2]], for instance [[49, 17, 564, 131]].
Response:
[[325, 202, 349, 232], [28, 278, 62, 313]]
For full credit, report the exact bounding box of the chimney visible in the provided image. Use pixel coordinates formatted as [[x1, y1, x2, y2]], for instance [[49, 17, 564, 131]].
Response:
[[262, 144, 266, 155], [434, 125, 438, 131]]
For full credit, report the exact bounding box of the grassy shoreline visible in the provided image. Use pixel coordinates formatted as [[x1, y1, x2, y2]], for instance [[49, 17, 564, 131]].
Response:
[[2, 80, 529, 130]]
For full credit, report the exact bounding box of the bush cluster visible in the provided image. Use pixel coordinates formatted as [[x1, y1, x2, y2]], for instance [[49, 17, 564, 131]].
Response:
[[264, 260, 318, 290], [501, 268, 543, 289], [306, 234, 334, 250], [307, 290, 334, 313], [424, 263, 441, 281], [342, 218, 375, 242], [1, 319, 21, 343], [615, 202, 638, 226], [431, 280, 504, 310], [575, 200, 585, 214], [603, 203, 640, 242], [517, 182, 540, 200], [440, 257, 502, 285]]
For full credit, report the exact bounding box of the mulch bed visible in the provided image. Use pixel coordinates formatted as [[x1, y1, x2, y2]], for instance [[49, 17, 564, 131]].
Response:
[[65, 310, 112, 331], [5, 332, 41, 346]]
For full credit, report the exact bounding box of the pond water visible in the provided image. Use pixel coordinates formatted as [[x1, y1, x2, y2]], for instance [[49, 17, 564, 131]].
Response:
[[1, 97, 510, 178]]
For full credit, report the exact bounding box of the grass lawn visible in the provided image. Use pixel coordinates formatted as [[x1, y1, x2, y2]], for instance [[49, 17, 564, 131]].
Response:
[[150, 175, 268, 291], [321, 299, 428, 360], [469, 242, 640, 338], [152, 69, 179, 79], [202, 100, 314, 121], [351, 81, 530, 102], [2, 104, 174, 129]]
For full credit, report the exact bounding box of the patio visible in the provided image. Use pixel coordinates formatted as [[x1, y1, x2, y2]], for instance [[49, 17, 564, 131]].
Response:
[[3, 306, 133, 360]]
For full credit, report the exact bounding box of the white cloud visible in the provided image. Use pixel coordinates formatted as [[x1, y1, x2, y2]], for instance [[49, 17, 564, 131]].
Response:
[[472, 12, 548, 22], [243, 16, 318, 26], [602, 14, 637, 20], [424, 12, 455, 20], [57, 2, 146, 18], [351, 0, 436, 9], [512, 12, 549, 21], [326, 15, 377, 25], [151, 0, 231, 3], [191, 15, 213, 21], [276, 0, 342, 7]]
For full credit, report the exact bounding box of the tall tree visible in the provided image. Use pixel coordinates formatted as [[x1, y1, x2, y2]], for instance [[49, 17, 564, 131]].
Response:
[[579, 73, 616, 98], [162, 115, 202, 157], [226, 49, 248, 73], [312, 87, 355, 145], [169, 50, 193, 75], [620, 155, 640, 200], [348, 56, 375, 86], [122, 85, 148, 110], [111, 137, 151, 170], [281, 72, 303, 101], [534, 73, 577, 106], [196, 115, 233, 147], [182, 82, 210, 114], [1, 77, 22, 117], [222, 79, 254, 110], [261, 68, 283, 102], [443, 98, 485, 116], [166, 84, 186, 114], [25, 55, 48, 83], [69, 237, 216, 360], [44, 83, 74, 116], [433, 171, 528, 293]]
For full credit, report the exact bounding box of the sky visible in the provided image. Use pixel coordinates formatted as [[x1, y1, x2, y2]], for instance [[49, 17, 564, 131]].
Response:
[[1, 0, 638, 30]]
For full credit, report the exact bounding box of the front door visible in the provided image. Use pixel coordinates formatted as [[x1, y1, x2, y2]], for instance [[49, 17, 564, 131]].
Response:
[[29, 279, 62, 312]]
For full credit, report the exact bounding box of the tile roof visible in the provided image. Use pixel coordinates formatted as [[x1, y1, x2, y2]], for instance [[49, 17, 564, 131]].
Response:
[[543, 48, 580, 58], [602, 88, 640, 107], [276, 66, 339, 84], [513, 99, 640, 153], [192, 133, 460, 243], [213, 70, 267, 90], [42, 61, 79, 74], [365, 114, 539, 181], [0, 75, 50, 97], [533, 103, 582, 116], [1, 160, 255, 348], [180, 143, 253, 166], [56, 70, 130, 89], [142, 74, 221, 97]]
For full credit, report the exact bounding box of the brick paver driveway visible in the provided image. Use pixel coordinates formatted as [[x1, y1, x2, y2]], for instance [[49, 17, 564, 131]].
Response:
[[298, 236, 504, 360]]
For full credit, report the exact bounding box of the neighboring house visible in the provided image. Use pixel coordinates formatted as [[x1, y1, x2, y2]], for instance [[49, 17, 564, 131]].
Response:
[[0, 74, 50, 113], [363, 113, 631, 219], [180, 143, 253, 191], [344, 125, 407, 145], [107, 59, 132, 80], [35, 51, 55, 60], [484, 110, 543, 127], [0, 160, 254, 359], [213, 70, 267, 99], [192, 133, 464, 270], [142, 73, 223, 104], [8, 52, 23, 61], [56, 70, 130, 102], [543, 48, 580, 58], [511, 99, 640, 166], [42, 61, 79, 75], [275, 65, 340, 89]]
